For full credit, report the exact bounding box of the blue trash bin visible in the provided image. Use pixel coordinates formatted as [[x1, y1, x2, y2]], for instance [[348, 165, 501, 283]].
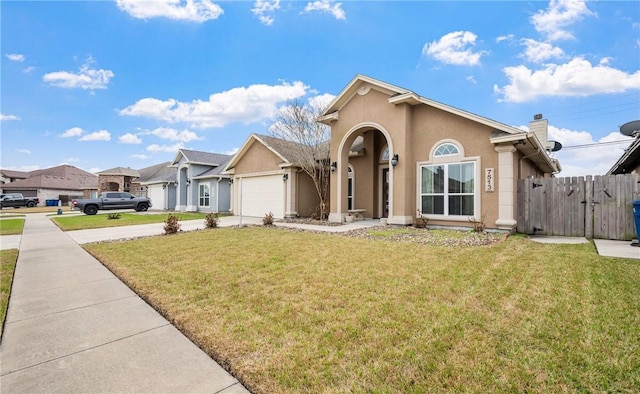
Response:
[[633, 200, 640, 246]]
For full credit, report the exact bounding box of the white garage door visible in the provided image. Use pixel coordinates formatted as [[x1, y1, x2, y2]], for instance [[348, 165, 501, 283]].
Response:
[[147, 185, 165, 210], [240, 175, 284, 218]]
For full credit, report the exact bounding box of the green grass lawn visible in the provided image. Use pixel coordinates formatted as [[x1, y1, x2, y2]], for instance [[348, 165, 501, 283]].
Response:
[[52, 212, 207, 231], [0, 218, 25, 235], [85, 228, 640, 393], [1, 249, 18, 337]]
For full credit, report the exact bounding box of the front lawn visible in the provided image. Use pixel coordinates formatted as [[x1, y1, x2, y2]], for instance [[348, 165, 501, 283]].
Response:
[[0, 218, 25, 235], [52, 212, 207, 231], [85, 228, 640, 393], [1, 249, 18, 337]]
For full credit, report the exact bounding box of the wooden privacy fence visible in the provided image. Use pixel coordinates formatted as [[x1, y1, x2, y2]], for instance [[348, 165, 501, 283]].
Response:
[[517, 173, 640, 240]]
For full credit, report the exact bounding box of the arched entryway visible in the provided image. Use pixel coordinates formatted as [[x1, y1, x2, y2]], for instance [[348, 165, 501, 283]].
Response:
[[330, 123, 394, 222]]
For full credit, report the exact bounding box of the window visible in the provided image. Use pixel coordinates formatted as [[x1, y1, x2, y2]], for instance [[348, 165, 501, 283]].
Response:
[[347, 165, 354, 210], [420, 162, 475, 216], [434, 143, 459, 156], [199, 184, 210, 207], [381, 145, 389, 161]]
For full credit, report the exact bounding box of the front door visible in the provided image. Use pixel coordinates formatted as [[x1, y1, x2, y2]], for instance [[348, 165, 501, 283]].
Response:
[[381, 168, 389, 218]]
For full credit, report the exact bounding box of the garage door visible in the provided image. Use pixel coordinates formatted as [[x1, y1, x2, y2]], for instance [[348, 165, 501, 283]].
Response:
[[240, 175, 284, 218], [147, 185, 165, 210]]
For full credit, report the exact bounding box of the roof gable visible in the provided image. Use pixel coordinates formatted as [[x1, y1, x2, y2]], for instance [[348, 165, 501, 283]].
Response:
[[224, 134, 291, 171], [171, 149, 231, 166], [97, 167, 140, 177], [319, 74, 525, 136]]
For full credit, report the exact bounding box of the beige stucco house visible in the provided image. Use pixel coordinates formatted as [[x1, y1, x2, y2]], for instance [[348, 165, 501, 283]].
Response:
[[224, 134, 323, 219], [319, 75, 560, 231]]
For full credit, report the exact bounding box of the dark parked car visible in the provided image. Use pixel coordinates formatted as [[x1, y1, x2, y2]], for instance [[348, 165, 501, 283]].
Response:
[[72, 192, 152, 215], [0, 193, 40, 208]]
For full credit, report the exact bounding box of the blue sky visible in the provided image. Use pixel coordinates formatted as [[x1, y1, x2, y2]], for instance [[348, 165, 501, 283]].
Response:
[[1, 0, 639, 176]]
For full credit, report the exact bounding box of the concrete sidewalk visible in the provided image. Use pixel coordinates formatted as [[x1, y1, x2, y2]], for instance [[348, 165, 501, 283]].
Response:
[[0, 214, 249, 393], [65, 216, 382, 245]]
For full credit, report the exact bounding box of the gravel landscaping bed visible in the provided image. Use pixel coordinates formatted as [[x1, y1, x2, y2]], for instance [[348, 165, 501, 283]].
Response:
[[277, 218, 506, 246], [339, 226, 506, 246]]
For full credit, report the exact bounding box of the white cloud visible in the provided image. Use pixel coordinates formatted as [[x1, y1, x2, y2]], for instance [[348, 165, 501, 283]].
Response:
[[520, 39, 565, 63], [2, 165, 40, 172], [1, 113, 20, 121], [22, 66, 36, 73], [496, 34, 514, 43], [118, 133, 142, 144], [88, 167, 103, 174], [116, 0, 223, 22], [62, 157, 80, 163], [79, 130, 111, 141], [252, 0, 280, 25], [144, 127, 203, 142], [307, 93, 335, 112], [43, 58, 114, 90], [423, 31, 488, 66], [16, 148, 31, 154], [6, 53, 25, 62], [303, 0, 346, 20], [494, 57, 640, 102], [223, 147, 239, 156], [120, 81, 309, 128], [544, 126, 634, 176], [466, 76, 477, 84], [147, 143, 185, 153], [531, 0, 596, 41], [60, 127, 84, 138], [132, 154, 151, 159]]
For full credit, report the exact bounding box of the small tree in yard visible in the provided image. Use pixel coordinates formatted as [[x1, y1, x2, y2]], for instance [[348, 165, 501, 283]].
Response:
[[270, 97, 331, 220]]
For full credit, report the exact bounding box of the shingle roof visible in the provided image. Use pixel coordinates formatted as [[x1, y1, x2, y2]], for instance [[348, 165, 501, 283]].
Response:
[[97, 167, 140, 177], [194, 156, 233, 178], [0, 169, 30, 179], [255, 134, 330, 164], [2, 165, 98, 191], [136, 162, 175, 183], [175, 149, 231, 166]]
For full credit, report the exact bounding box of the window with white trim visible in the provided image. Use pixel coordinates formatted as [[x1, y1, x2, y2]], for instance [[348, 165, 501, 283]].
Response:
[[434, 143, 459, 156], [199, 184, 210, 207], [420, 163, 474, 216], [347, 165, 354, 210]]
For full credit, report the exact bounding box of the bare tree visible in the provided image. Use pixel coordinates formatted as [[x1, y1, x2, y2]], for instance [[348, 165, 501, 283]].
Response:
[[270, 98, 331, 219]]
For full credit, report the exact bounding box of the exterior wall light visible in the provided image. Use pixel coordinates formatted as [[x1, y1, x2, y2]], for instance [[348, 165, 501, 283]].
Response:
[[186, 178, 191, 186], [282, 173, 289, 182], [330, 162, 337, 172], [391, 154, 399, 167]]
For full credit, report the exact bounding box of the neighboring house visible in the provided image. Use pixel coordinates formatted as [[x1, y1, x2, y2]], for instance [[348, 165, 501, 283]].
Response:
[[318, 75, 561, 231], [606, 136, 640, 175], [96, 167, 140, 194], [1, 165, 98, 205], [223, 134, 324, 219], [137, 162, 177, 211], [0, 169, 30, 193], [171, 149, 233, 212]]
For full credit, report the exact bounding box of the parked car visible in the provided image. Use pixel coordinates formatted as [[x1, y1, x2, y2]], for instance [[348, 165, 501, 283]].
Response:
[[72, 192, 152, 215], [0, 193, 40, 208]]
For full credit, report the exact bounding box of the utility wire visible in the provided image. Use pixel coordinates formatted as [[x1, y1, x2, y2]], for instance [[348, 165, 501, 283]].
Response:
[[561, 139, 634, 150]]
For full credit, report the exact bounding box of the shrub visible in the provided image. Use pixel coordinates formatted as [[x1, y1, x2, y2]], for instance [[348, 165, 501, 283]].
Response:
[[164, 214, 181, 234], [414, 210, 428, 229], [204, 212, 219, 229], [263, 212, 274, 226], [107, 213, 121, 220], [469, 212, 487, 232]]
